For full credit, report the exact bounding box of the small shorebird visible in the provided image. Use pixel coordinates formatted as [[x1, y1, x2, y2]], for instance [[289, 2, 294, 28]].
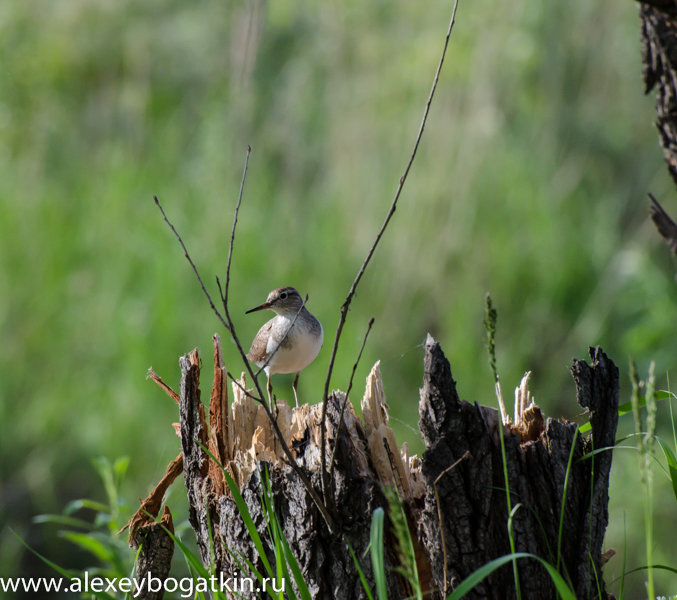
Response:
[[245, 286, 323, 407]]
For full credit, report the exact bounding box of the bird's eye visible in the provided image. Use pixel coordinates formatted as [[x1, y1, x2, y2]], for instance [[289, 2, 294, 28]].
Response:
[[280, 292, 288, 300]]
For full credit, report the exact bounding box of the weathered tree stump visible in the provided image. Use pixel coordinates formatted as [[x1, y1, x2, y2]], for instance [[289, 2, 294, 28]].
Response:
[[126, 333, 618, 599], [416, 337, 617, 599]]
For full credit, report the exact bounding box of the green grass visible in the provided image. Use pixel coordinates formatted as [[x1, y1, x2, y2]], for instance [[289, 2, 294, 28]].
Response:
[[484, 294, 522, 596], [630, 359, 657, 599], [21, 373, 677, 599]]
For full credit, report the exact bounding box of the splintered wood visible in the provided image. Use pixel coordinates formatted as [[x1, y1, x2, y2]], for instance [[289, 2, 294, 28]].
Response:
[[126, 333, 619, 599], [217, 350, 424, 503], [491, 371, 545, 444], [361, 361, 425, 502]]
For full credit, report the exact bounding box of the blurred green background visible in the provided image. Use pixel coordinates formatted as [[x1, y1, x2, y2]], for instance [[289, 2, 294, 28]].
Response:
[[1, 0, 676, 596]]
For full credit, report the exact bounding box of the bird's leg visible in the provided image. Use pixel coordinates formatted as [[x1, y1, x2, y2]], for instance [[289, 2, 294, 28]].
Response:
[[292, 372, 300, 408], [266, 374, 274, 410]]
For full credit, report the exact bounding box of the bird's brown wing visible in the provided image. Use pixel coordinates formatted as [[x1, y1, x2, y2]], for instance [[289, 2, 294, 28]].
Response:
[[649, 193, 677, 254], [247, 320, 274, 363]]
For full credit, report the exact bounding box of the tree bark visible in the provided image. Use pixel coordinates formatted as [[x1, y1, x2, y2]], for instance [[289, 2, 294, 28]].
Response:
[[639, 0, 677, 250], [146, 333, 618, 599], [417, 336, 617, 599], [640, 0, 677, 188]]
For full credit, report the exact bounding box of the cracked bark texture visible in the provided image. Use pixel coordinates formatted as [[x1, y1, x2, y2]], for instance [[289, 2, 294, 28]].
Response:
[[641, 0, 677, 188], [131, 507, 175, 600], [417, 336, 617, 599], [640, 1, 677, 253], [177, 335, 618, 599], [179, 344, 402, 599]]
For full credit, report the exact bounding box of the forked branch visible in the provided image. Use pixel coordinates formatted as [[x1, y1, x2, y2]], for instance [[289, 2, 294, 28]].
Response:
[[155, 148, 336, 531], [319, 0, 462, 504]]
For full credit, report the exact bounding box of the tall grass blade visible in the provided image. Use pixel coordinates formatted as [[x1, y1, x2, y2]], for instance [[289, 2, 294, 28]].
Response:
[[383, 487, 422, 600], [10, 529, 117, 600], [200, 443, 274, 578], [556, 427, 579, 574], [483, 294, 521, 597], [347, 542, 375, 600], [370, 507, 388, 600], [655, 437, 677, 502], [445, 552, 576, 600]]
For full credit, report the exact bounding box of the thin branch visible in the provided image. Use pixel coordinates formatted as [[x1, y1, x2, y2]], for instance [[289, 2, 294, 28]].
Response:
[[156, 148, 336, 531], [216, 275, 265, 401], [216, 276, 335, 531], [319, 0, 462, 503], [223, 145, 251, 306], [210, 150, 336, 532], [328, 317, 375, 480], [154, 195, 230, 332], [227, 371, 262, 403]]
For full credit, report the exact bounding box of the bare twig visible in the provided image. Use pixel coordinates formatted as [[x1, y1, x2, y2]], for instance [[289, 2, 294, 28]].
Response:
[[212, 143, 271, 402], [154, 195, 230, 332], [156, 148, 336, 531], [320, 0, 462, 504], [208, 150, 335, 530], [227, 372, 261, 403], [328, 317, 375, 480], [223, 145, 251, 306], [215, 275, 265, 401]]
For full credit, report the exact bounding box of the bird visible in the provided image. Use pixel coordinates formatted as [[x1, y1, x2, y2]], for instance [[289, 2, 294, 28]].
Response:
[[245, 286, 323, 408]]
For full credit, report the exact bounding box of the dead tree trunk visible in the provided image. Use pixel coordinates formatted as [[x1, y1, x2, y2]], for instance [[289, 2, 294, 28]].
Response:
[[640, 0, 677, 189], [416, 337, 617, 599], [640, 0, 677, 250], [130, 333, 618, 599]]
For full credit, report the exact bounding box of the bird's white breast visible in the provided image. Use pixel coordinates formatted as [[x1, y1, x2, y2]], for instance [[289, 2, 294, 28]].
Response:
[[264, 315, 323, 375]]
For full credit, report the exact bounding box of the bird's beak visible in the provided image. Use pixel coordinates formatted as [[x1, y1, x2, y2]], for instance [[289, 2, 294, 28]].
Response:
[[245, 301, 271, 314]]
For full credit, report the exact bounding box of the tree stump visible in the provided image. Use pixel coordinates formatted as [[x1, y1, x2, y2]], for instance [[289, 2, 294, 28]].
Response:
[[127, 333, 618, 599]]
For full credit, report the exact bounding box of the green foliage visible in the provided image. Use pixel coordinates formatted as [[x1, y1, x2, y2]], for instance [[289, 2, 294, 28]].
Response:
[[347, 543, 374, 600], [1, 0, 677, 596], [630, 359, 657, 598], [31, 457, 134, 582], [444, 553, 576, 600], [656, 395, 677, 503], [369, 507, 388, 600], [382, 487, 422, 600]]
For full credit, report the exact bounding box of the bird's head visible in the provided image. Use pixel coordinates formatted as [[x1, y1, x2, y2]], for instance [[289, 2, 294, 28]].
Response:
[[246, 286, 304, 316]]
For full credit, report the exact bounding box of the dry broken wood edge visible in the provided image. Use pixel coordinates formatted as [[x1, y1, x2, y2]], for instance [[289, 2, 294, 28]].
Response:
[[123, 332, 619, 599], [319, 0, 461, 518], [154, 191, 336, 532]]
